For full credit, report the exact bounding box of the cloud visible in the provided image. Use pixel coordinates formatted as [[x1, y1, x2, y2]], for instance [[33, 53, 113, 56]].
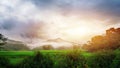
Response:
[[0, 18, 16, 30], [0, 0, 120, 46], [96, 0, 120, 16], [30, 0, 54, 8], [0, 21, 46, 42], [30, 0, 120, 23], [0, 0, 47, 40], [19, 22, 46, 39]]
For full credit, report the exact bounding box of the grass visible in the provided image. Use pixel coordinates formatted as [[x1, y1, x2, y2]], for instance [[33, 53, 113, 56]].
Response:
[[9, 58, 24, 65], [0, 50, 91, 65], [0, 51, 34, 56], [0, 50, 120, 68], [0, 50, 86, 56]]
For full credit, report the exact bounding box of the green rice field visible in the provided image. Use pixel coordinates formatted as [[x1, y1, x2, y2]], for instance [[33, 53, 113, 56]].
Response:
[[0, 50, 120, 68]]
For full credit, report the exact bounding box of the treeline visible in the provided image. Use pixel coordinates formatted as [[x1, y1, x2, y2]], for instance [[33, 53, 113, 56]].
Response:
[[34, 27, 120, 51], [82, 27, 120, 52], [1, 27, 120, 51]]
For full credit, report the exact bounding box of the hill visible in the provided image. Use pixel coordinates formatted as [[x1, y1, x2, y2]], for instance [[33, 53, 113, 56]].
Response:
[[3, 39, 29, 50]]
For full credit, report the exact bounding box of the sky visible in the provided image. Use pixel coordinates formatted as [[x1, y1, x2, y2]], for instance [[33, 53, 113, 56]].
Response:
[[0, 0, 120, 47]]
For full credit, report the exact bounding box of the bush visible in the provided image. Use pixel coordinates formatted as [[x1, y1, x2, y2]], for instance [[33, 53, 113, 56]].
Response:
[[55, 50, 86, 68], [18, 51, 53, 68], [87, 51, 115, 68], [0, 56, 9, 68], [111, 52, 120, 68]]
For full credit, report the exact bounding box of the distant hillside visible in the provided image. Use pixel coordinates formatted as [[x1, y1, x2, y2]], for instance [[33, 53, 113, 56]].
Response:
[[32, 38, 74, 50], [46, 38, 67, 42], [3, 39, 29, 51]]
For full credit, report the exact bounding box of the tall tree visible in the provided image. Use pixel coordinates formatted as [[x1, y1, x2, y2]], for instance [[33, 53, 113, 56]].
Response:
[[0, 34, 7, 50]]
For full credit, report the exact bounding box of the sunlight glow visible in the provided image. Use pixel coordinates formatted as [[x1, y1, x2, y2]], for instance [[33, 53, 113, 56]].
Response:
[[65, 26, 91, 36]]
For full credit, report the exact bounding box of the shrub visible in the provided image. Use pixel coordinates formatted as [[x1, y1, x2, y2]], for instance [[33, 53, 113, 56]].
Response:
[[111, 52, 120, 68], [0, 56, 9, 68], [87, 51, 115, 68], [18, 51, 53, 68], [55, 50, 86, 68]]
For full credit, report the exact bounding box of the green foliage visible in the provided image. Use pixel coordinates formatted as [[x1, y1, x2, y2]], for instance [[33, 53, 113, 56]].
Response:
[[87, 51, 115, 68], [18, 51, 53, 68], [111, 52, 120, 68], [0, 34, 7, 51], [0, 56, 9, 68], [33, 45, 54, 50], [83, 28, 120, 52], [0, 50, 120, 68], [55, 50, 87, 68]]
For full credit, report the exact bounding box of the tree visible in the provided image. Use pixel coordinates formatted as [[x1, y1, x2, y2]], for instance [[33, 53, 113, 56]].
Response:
[[42, 45, 54, 50], [0, 34, 7, 50], [83, 27, 120, 51]]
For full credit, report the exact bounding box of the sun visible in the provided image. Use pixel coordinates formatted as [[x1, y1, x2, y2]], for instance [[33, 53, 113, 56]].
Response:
[[62, 26, 92, 42], [64, 26, 91, 36], [60, 21, 104, 43], [45, 15, 106, 43]]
